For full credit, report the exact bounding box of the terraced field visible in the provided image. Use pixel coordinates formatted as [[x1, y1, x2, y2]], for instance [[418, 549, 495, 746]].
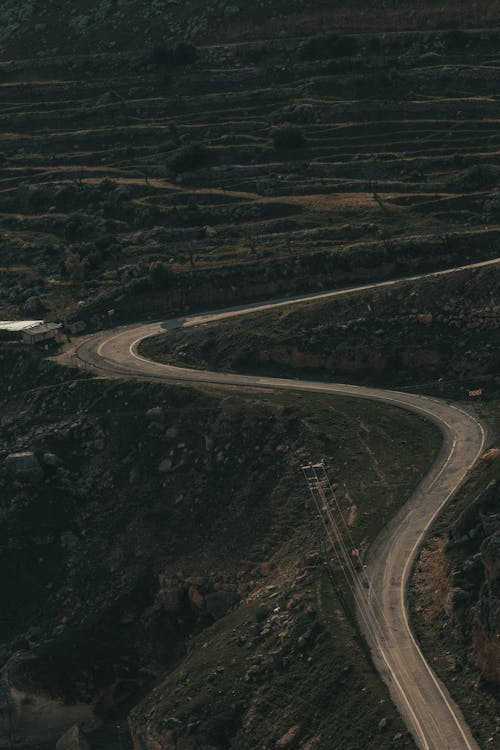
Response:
[[2, 28, 500, 320]]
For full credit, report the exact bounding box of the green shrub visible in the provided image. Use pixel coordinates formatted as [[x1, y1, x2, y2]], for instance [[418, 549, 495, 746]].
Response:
[[300, 34, 358, 60], [168, 143, 208, 173], [239, 43, 269, 63], [149, 42, 198, 66], [444, 30, 470, 52], [272, 125, 305, 150], [461, 164, 499, 190], [64, 249, 87, 281], [355, 70, 404, 100]]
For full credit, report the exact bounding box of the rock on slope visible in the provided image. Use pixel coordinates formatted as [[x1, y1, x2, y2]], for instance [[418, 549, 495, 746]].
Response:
[[448, 479, 500, 683]]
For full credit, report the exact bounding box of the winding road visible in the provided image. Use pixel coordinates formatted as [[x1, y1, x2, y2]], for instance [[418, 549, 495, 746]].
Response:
[[64, 261, 493, 750]]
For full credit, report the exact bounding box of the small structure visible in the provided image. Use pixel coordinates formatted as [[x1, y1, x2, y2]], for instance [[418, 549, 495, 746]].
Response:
[[0, 320, 63, 345], [21, 321, 63, 345]]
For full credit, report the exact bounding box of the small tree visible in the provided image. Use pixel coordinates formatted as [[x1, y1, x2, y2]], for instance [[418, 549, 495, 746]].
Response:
[[64, 249, 86, 281], [168, 143, 208, 173]]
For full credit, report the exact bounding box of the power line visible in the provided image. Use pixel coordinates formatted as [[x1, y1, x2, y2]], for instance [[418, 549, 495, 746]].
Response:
[[300, 460, 407, 678]]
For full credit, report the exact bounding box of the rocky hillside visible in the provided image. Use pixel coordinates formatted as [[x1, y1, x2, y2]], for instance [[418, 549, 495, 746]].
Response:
[[411, 444, 500, 746], [2, 1, 500, 58], [0, 346, 441, 749], [140, 263, 500, 397], [3, 24, 500, 324], [448, 479, 500, 684]]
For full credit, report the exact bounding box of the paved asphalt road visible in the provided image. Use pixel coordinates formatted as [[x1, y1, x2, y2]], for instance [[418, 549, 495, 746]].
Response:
[[67, 265, 491, 750]]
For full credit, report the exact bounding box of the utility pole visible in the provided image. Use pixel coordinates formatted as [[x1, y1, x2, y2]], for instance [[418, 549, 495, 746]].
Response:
[[301, 460, 368, 592]]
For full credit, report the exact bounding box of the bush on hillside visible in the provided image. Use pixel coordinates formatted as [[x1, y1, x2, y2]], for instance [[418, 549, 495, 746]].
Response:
[[355, 69, 404, 100], [300, 34, 358, 60], [64, 249, 87, 281], [239, 43, 269, 63], [168, 143, 208, 173], [456, 164, 500, 191], [444, 30, 470, 52], [149, 42, 198, 67], [272, 125, 305, 150]]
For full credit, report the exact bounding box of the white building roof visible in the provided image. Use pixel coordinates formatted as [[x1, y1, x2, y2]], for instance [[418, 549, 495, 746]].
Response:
[[0, 320, 43, 332]]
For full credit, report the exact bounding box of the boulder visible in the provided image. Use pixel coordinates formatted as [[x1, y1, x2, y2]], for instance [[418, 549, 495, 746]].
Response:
[[378, 717, 390, 732], [188, 586, 205, 611], [158, 458, 173, 474], [56, 726, 91, 750]]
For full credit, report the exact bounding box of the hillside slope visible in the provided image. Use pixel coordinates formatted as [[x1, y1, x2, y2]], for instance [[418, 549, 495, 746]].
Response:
[[140, 263, 500, 397], [3, 1, 500, 57], [0, 349, 440, 748]]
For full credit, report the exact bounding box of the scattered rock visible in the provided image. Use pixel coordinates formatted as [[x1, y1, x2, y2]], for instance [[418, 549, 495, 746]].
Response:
[[378, 717, 390, 732]]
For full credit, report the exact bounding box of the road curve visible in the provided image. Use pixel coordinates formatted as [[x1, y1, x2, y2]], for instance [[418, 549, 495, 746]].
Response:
[[67, 274, 489, 750]]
